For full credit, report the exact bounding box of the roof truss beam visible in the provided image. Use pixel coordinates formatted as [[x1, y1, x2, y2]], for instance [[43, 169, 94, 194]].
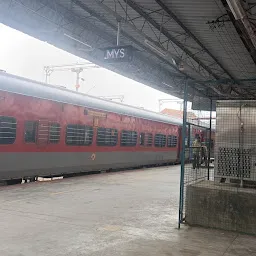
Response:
[[124, 0, 219, 80], [92, 0, 223, 98], [154, 0, 236, 81], [66, 1, 213, 98], [220, 0, 256, 65], [123, 0, 254, 98]]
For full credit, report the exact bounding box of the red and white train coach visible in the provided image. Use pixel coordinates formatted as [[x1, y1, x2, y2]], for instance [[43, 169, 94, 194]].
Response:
[[0, 72, 185, 182]]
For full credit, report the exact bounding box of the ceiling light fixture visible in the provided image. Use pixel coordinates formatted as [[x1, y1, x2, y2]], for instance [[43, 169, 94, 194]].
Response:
[[171, 58, 177, 66]]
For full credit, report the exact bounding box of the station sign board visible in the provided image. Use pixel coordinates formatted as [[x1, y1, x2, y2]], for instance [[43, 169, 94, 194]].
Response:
[[102, 45, 133, 63], [84, 109, 107, 118]]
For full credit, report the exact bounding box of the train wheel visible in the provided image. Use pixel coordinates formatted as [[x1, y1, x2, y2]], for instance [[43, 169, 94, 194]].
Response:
[[30, 176, 37, 182]]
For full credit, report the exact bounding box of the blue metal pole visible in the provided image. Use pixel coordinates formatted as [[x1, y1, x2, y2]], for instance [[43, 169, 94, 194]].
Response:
[[178, 78, 188, 228]]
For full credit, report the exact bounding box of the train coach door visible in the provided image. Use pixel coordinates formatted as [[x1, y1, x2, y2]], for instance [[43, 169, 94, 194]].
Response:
[[37, 120, 50, 146]]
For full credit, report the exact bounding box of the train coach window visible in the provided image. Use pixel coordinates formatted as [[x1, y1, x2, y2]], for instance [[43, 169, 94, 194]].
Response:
[[167, 135, 178, 147], [0, 116, 17, 144], [49, 123, 61, 144], [140, 133, 153, 147], [24, 121, 38, 143], [97, 127, 118, 146], [121, 130, 137, 146], [146, 133, 153, 146], [154, 134, 166, 147], [66, 124, 93, 146]]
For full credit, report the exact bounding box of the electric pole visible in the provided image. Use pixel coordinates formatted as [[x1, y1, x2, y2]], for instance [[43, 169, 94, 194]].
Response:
[[43, 62, 99, 92]]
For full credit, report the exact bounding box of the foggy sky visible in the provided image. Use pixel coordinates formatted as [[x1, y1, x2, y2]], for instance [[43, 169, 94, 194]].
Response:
[[0, 23, 187, 112]]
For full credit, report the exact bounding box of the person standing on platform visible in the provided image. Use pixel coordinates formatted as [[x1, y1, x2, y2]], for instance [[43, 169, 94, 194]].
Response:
[[192, 134, 201, 170]]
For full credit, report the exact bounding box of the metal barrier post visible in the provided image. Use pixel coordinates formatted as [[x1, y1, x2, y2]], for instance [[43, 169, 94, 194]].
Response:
[[178, 79, 188, 228], [207, 99, 212, 180]]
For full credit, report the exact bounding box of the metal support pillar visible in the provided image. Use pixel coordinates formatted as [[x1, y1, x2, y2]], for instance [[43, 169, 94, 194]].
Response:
[[117, 21, 121, 46], [178, 78, 188, 228], [188, 124, 191, 160], [207, 99, 213, 180]]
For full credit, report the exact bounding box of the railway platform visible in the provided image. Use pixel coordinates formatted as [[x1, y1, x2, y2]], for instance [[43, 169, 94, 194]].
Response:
[[0, 165, 255, 256]]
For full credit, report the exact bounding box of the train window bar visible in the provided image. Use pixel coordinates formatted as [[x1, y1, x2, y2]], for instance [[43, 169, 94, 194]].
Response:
[[66, 124, 93, 146], [49, 123, 61, 144], [140, 133, 153, 147], [167, 135, 178, 147], [121, 130, 137, 147], [154, 134, 166, 147], [0, 116, 17, 145], [146, 133, 153, 147], [97, 127, 118, 146]]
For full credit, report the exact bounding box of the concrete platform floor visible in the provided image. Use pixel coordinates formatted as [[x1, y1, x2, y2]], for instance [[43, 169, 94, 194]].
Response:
[[0, 165, 255, 256]]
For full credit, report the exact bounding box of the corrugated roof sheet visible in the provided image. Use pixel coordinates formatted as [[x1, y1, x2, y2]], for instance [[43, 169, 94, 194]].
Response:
[[2, 0, 256, 103]]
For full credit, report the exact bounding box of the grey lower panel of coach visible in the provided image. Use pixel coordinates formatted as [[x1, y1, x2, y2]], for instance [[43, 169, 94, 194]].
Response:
[[0, 151, 178, 180]]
